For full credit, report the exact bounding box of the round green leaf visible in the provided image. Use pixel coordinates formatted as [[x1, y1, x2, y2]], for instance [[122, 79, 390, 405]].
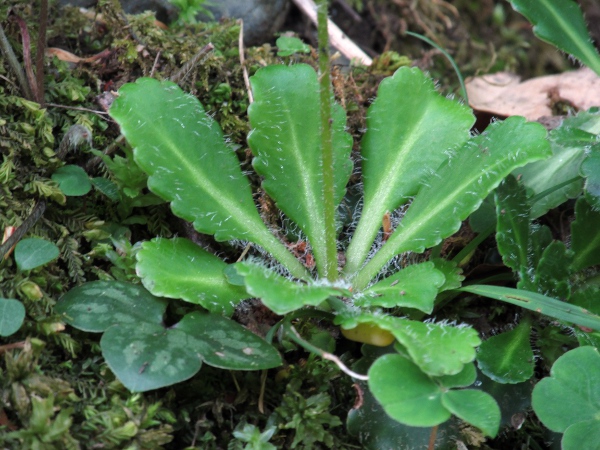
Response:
[[101, 321, 202, 392], [56, 281, 167, 332], [175, 311, 282, 370], [0, 298, 26, 337], [14, 238, 60, 271], [276, 36, 310, 56], [136, 238, 250, 315], [52, 164, 92, 196], [532, 346, 600, 432], [368, 354, 450, 427], [562, 419, 600, 450], [476, 321, 534, 384], [435, 362, 477, 389], [441, 389, 501, 438]]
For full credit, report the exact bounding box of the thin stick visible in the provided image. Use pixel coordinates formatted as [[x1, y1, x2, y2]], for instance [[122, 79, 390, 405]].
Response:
[[8, 14, 38, 100], [169, 43, 215, 84], [286, 323, 369, 381], [35, 0, 48, 105], [238, 20, 253, 104], [0, 24, 33, 99], [291, 0, 372, 66], [0, 200, 47, 260], [149, 50, 161, 77], [428, 425, 438, 450], [46, 102, 110, 118]]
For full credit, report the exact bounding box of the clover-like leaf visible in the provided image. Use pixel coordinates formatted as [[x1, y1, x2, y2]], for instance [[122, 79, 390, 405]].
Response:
[[248, 64, 352, 276], [368, 354, 450, 427], [14, 238, 60, 271], [477, 320, 534, 384], [532, 346, 600, 432], [358, 262, 445, 313], [57, 281, 281, 392], [136, 238, 250, 315], [431, 258, 464, 292], [233, 261, 349, 315], [508, 0, 600, 75], [52, 164, 92, 196], [0, 298, 26, 337], [571, 196, 600, 271], [109, 77, 307, 280], [354, 116, 551, 289], [345, 67, 474, 276], [562, 420, 600, 450], [441, 390, 500, 438]]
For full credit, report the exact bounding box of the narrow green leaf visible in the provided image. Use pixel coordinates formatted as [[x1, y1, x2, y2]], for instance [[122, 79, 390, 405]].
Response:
[[345, 67, 474, 276], [175, 311, 282, 370], [56, 281, 168, 332], [14, 238, 60, 271], [109, 77, 308, 280], [136, 238, 250, 315], [562, 420, 600, 450], [355, 116, 551, 290], [0, 298, 25, 337], [571, 196, 600, 271], [248, 64, 352, 277], [495, 175, 530, 277], [52, 164, 92, 196], [460, 285, 600, 331], [441, 390, 500, 438], [101, 321, 202, 392], [368, 354, 450, 427], [508, 0, 600, 75], [358, 262, 445, 313], [582, 144, 600, 208], [532, 346, 600, 432], [234, 261, 350, 315], [476, 320, 534, 384]]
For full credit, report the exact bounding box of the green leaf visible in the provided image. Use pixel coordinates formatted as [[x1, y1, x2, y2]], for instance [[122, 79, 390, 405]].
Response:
[[435, 362, 477, 389], [571, 196, 600, 271], [58, 281, 281, 392], [109, 77, 308, 280], [14, 238, 60, 271], [534, 240, 573, 299], [233, 261, 349, 315], [508, 0, 600, 75], [476, 320, 534, 384], [276, 36, 310, 56], [0, 298, 25, 337], [532, 346, 600, 432], [392, 320, 481, 377], [248, 64, 352, 277], [495, 175, 530, 278], [461, 285, 600, 331], [52, 164, 92, 196], [562, 420, 600, 450], [431, 258, 464, 292], [345, 67, 474, 276], [354, 116, 551, 290], [56, 280, 168, 332], [582, 145, 600, 208], [335, 314, 480, 376], [368, 354, 450, 427], [358, 262, 445, 313], [101, 321, 202, 392], [91, 177, 120, 201], [136, 238, 250, 315], [174, 311, 282, 370], [441, 390, 500, 438]]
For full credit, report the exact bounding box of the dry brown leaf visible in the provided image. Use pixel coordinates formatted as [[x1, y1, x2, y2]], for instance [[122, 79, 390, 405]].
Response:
[[45, 47, 111, 64], [466, 67, 600, 121]]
